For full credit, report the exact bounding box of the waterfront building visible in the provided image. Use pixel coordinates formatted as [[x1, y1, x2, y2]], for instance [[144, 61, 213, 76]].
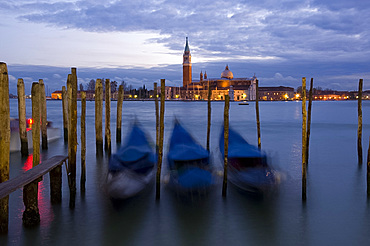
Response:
[[258, 86, 295, 101], [51, 90, 62, 99], [51, 90, 95, 100], [161, 38, 258, 101]]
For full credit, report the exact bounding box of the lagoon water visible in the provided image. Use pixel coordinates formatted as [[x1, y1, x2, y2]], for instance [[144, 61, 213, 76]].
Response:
[[2, 99, 370, 246]]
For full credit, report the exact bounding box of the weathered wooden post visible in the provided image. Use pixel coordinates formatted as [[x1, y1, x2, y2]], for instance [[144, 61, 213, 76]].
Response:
[[116, 85, 123, 143], [105, 79, 111, 153], [367, 137, 370, 197], [306, 78, 313, 164], [39, 79, 48, 149], [255, 79, 261, 149], [207, 80, 211, 151], [81, 91, 86, 192], [302, 77, 307, 201], [62, 86, 68, 142], [95, 79, 103, 155], [0, 62, 10, 233], [222, 95, 230, 197], [22, 82, 41, 227], [50, 164, 62, 204], [154, 83, 159, 152], [17, 78, 28, 156], [68, 68, 78, 208], [358, 79, 363, 165], [156, 79, 165, 200]]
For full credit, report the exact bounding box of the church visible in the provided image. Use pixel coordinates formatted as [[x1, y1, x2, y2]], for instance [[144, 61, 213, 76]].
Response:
[[165, 37, 257, 101]]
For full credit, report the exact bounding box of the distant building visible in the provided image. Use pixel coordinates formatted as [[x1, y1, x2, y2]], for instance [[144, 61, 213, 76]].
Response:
[[51, 90, 62, 99], [51, 90, 95, 100], [258, 86, 295, 101], [159, 37, 257, 101]]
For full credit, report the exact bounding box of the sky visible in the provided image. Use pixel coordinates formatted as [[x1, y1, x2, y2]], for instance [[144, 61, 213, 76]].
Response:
[[1, 0, 370, 94]]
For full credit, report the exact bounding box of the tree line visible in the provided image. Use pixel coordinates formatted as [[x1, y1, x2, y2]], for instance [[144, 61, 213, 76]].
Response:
[[81, 79, 150, 99]]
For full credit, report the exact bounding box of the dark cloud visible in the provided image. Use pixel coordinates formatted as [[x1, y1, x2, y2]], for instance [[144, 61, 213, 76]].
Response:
[[8, 0, 369, 61], [2, 0, 370, 91]]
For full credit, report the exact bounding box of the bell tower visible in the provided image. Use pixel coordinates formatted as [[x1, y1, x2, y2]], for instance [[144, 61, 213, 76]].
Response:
[[183, 37, 192, 88]]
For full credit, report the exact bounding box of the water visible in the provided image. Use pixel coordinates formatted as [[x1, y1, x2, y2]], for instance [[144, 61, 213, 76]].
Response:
[[2, 99, 370, 246]]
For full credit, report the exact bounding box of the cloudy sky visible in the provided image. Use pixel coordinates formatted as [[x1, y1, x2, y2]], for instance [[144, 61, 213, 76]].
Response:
[[1, 0, 370, 94]]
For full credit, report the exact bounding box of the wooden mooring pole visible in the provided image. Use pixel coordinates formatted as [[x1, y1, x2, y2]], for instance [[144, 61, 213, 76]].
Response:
[[255, 79, 261, 149], [17, 78, 28, 156], [306, 78, 313, 164], [50, 163, 62, 204], [154, 82, 159, 153], [0, 62, 10, 233], [62, 86, 68, 142], [39, 79, 48, 149], [68, 68, 78, 208], [367, 137, 370, 197], [302, 77, 307, 201], [207, 80, 211, 151], [22, 82, 41, 227], [105, 79, 111, 154], [81, 91, 86, 192], [358, 79, 363, 165], [222, 95, 230, 197], [95, 79, 103, 155], [116, 85, 123, 143], [156, 79, 165, 200]]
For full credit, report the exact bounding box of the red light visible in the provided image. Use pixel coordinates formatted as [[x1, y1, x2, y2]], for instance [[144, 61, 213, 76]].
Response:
[[26, 118, 33, 131]]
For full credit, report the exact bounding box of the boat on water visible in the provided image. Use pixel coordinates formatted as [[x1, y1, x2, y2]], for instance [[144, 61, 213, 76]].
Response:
[[167, 120, 214, 194], [220, 127, 278, 194], [238, 101, 249, 105], [10, 118, 61, 152], [106, 122, 156, 200]]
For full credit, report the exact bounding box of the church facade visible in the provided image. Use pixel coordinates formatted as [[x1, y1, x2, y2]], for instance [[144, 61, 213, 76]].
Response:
[[175, 37, 257, 101]]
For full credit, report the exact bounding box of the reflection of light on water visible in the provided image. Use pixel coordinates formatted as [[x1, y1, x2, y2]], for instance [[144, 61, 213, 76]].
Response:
[[20, 154, 55, 228], [22, 154, 33, 171]]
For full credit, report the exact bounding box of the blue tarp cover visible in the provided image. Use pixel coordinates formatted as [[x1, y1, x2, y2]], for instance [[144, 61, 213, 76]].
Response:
[[177, 167, 213, 188], [167, 122, 209, 168], [220, 127, 266, 158], [109, 123, 155, 172]]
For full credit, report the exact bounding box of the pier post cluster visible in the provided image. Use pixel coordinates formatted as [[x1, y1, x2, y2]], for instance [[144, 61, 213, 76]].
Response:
[[22, 82, 42, 226], [0, 63, 68, 233]]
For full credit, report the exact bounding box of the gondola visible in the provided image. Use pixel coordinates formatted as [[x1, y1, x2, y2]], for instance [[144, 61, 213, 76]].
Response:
[[106, 122, 156, 199], [167, 120, 214, 194], [220, 127, 277, 194]]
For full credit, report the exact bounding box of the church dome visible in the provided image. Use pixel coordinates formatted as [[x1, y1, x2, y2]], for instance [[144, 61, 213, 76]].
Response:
[[221, 65, 233, 79]]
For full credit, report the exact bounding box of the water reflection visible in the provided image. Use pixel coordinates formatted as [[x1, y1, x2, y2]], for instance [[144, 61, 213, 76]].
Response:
[[3, 100, 370, 245]]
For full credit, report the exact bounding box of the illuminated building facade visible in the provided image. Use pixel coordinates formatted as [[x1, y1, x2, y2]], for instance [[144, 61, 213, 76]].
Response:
[[179, 37, 257, 101]]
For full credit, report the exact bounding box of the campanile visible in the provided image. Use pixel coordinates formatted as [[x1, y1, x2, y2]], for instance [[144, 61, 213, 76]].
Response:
[[183, 37, 192, 88]]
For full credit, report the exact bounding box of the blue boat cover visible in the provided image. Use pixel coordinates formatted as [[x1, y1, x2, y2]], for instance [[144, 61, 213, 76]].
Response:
[[167, 121, 209, 169], [220, 127, 266, 159], [177, 167, 213, 188], [109, 122, 155, 172]]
